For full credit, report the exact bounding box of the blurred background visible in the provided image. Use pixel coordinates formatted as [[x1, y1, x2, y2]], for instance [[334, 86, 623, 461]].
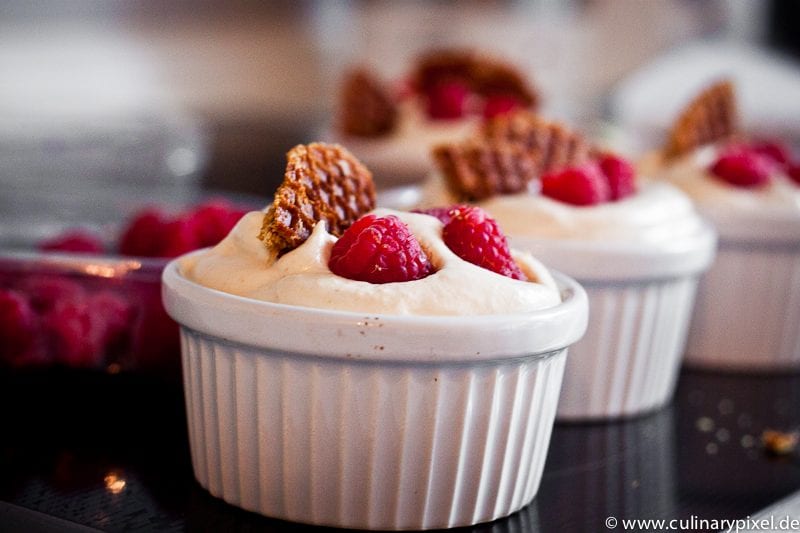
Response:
[[1, 0, 798, 244]]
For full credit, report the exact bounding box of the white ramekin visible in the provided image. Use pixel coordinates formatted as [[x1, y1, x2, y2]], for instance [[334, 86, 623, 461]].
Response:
[[683, 209, 800, 372], [511, 225, 717, 421], [162, 258, 588, 530]]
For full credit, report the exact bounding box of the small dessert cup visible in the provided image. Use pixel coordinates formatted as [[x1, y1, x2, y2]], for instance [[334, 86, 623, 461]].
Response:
[[331, 50, 539, 188], [647, 78, 800, 371], [683, 209, 800, 372], [413, 108, 720, 419], [511, 221, 716, 421], [162, 256, 587, 530]]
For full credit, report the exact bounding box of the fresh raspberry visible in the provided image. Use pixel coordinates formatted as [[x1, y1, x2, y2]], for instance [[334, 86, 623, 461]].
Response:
[[442, 205, 526, 280], [329, 214, 434, 284], [130, 284, 180, 376], [119, 209, 169, 257], [426, 80, 469, 120], [751, 140, 791, 166], [87, 291, 134, 350], [788, 162, 800, 186], [21, 275, 86, 314], [0, 289, 40, 366], [482, 94, 522, 119], [39, 230, 105, 254], [42, 299, 105, 368], [412, 206, 454, 225], [187, 200, 248, 248], [710, 149, 772, 188], [598, 154, 637, 201], [541, 163, 611, 206], [159, 218, 201, 258]]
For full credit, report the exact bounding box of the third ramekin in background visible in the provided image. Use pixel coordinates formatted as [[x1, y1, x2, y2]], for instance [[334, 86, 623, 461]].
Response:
[[657, 148, 800, 371], [644, 78, 800, 371], [329, 50, 539, 187]]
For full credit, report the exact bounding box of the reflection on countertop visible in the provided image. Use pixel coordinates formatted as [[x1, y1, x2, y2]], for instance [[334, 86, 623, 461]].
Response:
[[1, 368, 799, 532]]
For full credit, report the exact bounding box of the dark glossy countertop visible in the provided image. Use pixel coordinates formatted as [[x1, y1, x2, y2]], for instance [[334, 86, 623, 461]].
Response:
[[1, 368, 799, 532]]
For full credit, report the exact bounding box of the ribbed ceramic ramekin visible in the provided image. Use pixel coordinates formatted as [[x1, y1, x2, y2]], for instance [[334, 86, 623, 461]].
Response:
[[683, 212, 800, 371], [512, 224, 716, 421], [162, 257, 588, 530]]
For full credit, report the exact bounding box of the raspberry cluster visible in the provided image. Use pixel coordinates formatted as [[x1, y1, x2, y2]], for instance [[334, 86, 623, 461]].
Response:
[[40, 199, 249, 258], [710, 140, 800, 188], [0, 275, 176, 374], [540, 154, 637, 206], [425, 81, 525, 121], [330, 206, 525, 284], [3, 199, 249, 373]]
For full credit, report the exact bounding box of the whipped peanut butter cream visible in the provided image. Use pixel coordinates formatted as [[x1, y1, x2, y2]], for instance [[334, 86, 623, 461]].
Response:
[[656, 145, 800, 212], [392, 101, 479, 147], [342, 102, 477, 175], [180, 208, 561, 316], [421, 173, 708, 246]]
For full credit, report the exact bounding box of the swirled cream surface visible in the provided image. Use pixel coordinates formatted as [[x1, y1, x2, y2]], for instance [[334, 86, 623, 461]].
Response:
[[657, 145, 800, 212], [180, 208, 561, 316], [421, 173, 708, 246], [649, 145, 800, 242], [339, 102, 477, 179]]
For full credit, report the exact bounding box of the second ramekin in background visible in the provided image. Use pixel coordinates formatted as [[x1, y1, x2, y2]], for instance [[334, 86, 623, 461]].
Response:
[[512, 216, 716, 421], [162, 257, 588, 530]]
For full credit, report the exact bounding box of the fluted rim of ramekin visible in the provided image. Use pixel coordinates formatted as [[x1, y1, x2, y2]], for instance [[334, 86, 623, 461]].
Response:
[[162, 254, 588, 363], [509, 218, 718, 283]]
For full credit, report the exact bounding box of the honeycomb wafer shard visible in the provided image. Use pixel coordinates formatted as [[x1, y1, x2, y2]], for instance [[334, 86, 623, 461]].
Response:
[[664, 80, 738, 158], [339, 69, 398, 137], [432, 141, 538, 201], [259, 143, 376, 254], [433, 112, 598, 201], [480, 111, 596, 174]]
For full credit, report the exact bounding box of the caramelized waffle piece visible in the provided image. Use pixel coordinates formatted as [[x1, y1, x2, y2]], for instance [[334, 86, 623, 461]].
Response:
[[339, 69, 398, 137], [480, 111, 595, 174], [432, 141, 538, 201], [664, 80, 738, 158], [259, 143, 376, 254]]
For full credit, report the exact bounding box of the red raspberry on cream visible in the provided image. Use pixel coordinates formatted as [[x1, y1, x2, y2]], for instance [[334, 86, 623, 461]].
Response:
[[442, 205, 526, 280], [482, 94, 523, 119], [788, 163, 800, 186], [751, 140, 792, 166], [328, 214, 433, 284], [709, 148, 772, 188], [426, 80, 469, 120], [541, 163, 612, 206], [598, 154, 637, 201]]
